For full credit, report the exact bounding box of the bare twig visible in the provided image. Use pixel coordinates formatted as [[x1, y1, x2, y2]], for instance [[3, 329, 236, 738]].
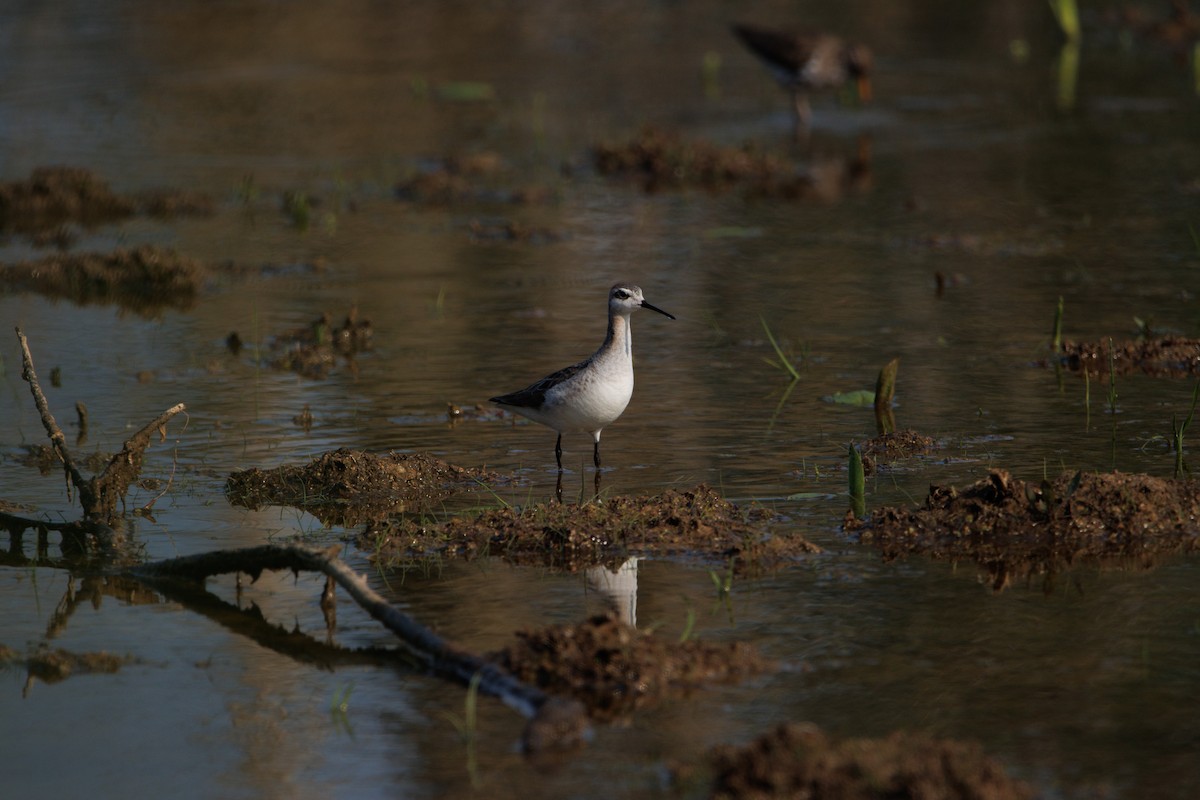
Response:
[[131, 542, 590, 753], [16, 326, 90, 504], [15, 327, 187, 521]]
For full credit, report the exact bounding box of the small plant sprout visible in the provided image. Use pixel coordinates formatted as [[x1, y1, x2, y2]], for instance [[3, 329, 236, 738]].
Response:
[[709, 558, 735, 597], [679, 607, 697, 644], [760, 316, 802, 382], [1048, 0, 1081, 42], [1051, 296, 1064, 353], [1172, 380, 1200, 478], [330, 681, 355, 736], [439, 670, 482, 787], [848, 443, 866, 520]]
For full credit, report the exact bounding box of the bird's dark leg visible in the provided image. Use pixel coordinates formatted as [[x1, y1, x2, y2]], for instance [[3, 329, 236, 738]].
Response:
[[593, 440, 602, 469], [555, 434, 563, 471], [555, 470, 564, 504], [793, 90, 812, 144]]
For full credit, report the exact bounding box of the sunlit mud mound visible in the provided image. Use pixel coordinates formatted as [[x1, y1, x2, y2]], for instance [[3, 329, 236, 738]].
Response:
[[845, 469, 1200, 590], [592, 126, 870, 199], [1055, 336, 1200, 377], [0, 166, 213, 241], [362, 484, 820, 570], [0, 246, 207, 315], [490, 611, 773, 723], [226, 448, 502, 525], [674, 721, 1034, 800]]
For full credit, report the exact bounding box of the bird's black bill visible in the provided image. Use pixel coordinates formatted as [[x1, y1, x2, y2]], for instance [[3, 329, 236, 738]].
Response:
[[641, 300, 675, 320]]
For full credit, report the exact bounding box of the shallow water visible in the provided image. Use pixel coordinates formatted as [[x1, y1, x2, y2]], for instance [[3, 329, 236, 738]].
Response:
[[3, 1, 1200, 797]]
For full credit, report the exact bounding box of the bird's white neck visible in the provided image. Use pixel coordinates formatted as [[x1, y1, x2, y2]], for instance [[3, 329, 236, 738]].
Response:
[[601, 312, 633, 361]]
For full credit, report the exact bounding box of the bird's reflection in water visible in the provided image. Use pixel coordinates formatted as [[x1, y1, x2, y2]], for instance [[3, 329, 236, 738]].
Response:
[[585, 557, 639, 627]]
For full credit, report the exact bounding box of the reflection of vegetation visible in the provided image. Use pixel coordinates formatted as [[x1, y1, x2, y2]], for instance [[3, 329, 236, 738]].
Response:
[[873, 358, 898, 435]]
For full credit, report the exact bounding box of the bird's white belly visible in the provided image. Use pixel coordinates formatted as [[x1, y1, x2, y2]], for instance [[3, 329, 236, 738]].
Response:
[[544, 369, 633, 433]]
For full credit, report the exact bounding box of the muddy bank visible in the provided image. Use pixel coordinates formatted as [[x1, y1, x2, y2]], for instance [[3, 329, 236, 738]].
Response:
[[1054, 336, 1200, 377], [226, 448, 502, 525], [0, 166, 213, 242], [674, 721, 1033, 800], [846, 468, 1200, 590], [492, 611, 772, 723], [363, 483, 819, 571]]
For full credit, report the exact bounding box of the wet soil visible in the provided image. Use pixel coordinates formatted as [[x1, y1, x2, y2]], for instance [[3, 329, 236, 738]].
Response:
[[674, 721, 1034, 800], [490, 611, 773, 723], [0, 246, 208, 315], [362, 483, 819, 571], [225, 448, 503, 525], [845, 468, 1200, 590], [592, 127, 871, 199], [263, 308, 374, 378], [0, 166, 213, 243], [1053, 336, 1200, 377]]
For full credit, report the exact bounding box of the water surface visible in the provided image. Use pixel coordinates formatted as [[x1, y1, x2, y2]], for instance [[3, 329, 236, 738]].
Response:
[[2, 2, 1199, 797]]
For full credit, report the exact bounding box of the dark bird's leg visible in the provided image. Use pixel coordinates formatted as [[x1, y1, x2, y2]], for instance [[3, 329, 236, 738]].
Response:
[[593, 440, 602, 469], [555, 470, 564, 504], [555, 434, 563, 470], [793, 90, 812, 143]]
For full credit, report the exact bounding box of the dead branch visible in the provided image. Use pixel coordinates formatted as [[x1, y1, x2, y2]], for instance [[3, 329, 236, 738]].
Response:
[[16, 327, 90, 505], [131, 542, 590, 754], [15, 327, 186, 521]]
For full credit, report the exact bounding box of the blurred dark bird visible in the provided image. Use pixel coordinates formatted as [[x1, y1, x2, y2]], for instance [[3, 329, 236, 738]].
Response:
[[730, 23, 872, 134]]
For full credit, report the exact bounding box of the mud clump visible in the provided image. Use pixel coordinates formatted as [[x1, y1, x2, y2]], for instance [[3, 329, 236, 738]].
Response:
[[490, 611, 773, 722], [364, 484, 819, 571], [0, 166, 213, 241], [858, 429, 937, 474], [394, 153, 555, 207], [846, 469, 1200, 590], [592, 127, 870, 199], [0, 643, 133, 687], [0, 246, 207, 315], [266, 309, 373, 378], [226, 448, 502, 525], [676, 721, 1033, 800], [1054, 336, 1200, 377]]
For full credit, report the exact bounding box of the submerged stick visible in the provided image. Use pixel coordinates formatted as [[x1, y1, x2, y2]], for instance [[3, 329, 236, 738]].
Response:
[[132, 543, 589, 753]]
